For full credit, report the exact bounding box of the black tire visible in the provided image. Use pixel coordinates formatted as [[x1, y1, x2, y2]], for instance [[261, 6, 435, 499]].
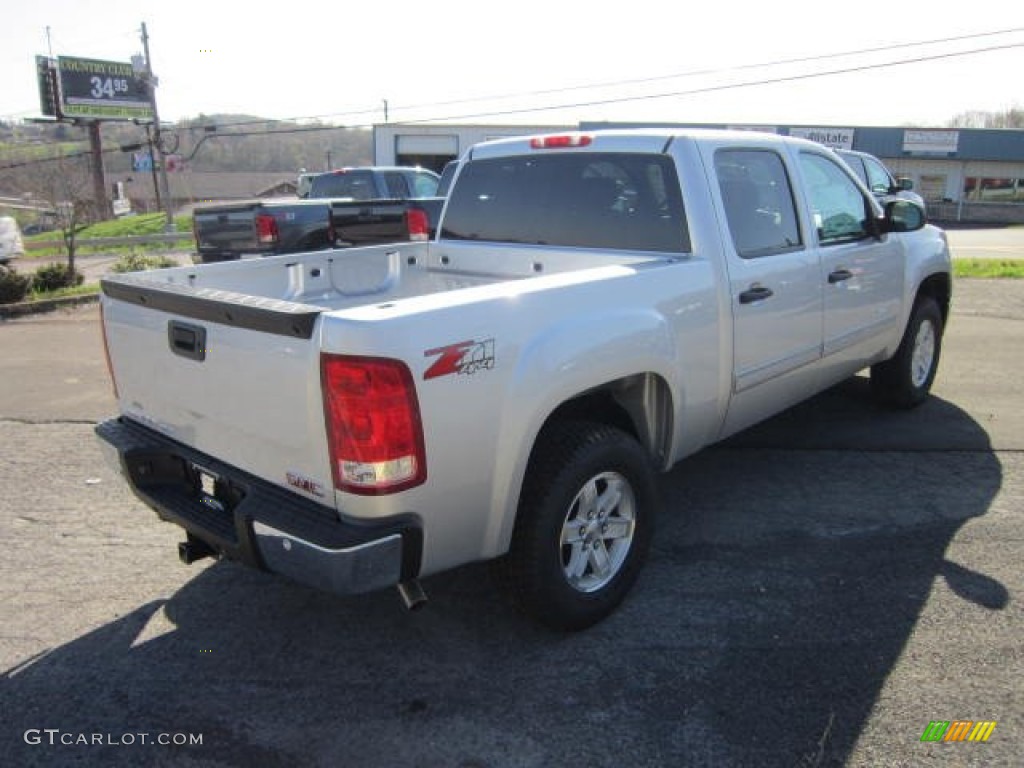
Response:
[[871, 296, 943, 409], [497, 420, 657, 631]]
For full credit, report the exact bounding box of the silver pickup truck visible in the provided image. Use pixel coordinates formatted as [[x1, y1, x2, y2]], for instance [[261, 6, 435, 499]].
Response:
[[97, 129, 951, 630]]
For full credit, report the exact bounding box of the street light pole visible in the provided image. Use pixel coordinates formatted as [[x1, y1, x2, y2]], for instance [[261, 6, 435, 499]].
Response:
[[140, 22, 174, 233]]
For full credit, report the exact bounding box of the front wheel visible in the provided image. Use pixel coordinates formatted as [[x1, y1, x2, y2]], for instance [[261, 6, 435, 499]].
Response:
[[871, 296, 943, 408], [497, 421, 657, 631]]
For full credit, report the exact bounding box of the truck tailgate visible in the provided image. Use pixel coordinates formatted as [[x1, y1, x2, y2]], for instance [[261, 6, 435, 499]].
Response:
[[193, 203, 259, 255], [100, 277, 335, 511]]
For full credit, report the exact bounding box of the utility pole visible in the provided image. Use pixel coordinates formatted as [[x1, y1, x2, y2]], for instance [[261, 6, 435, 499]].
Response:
[[87, 122, 110, 219], [140, 22, 174, 232], [145, 124, 163, 212]]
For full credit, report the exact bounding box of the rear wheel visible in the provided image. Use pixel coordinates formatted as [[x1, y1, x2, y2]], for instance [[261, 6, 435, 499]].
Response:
[[498, 421, 657, 631], [871, 296, 943, 408]]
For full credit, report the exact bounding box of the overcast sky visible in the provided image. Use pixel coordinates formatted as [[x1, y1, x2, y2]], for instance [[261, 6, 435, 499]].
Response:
[[2, 0, 1022, 129]]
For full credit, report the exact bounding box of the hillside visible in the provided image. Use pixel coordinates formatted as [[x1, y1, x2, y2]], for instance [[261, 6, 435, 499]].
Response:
[[0, 114, 373, 175]]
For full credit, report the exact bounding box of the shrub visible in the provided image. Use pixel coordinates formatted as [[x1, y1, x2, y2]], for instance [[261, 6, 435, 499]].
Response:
[[110, 253, 178, 273], [32, 263, 84, 292], [0, 265, 32, 304]]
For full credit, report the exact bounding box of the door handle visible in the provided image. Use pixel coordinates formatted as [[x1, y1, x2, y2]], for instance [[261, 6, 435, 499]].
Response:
[[168, 320, 207, 362], [739, 285, 774, 304], [828, 269, 854, 284]]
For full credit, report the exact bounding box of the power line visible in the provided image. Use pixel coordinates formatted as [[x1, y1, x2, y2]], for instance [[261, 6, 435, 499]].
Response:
[[2, 34, 1021, 172], [139, 25, 1024, 133], [400, 41, 1024, 124], [5, 26, 1020, 129], [386, 26, 1024, 115]]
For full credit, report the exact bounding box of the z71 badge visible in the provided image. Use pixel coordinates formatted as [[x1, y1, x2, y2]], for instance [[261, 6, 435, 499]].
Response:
[[423, 339, 495, 380]]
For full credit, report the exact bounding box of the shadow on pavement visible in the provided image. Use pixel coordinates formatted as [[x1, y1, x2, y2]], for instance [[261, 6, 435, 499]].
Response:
[[1, 381, 1004, 767]]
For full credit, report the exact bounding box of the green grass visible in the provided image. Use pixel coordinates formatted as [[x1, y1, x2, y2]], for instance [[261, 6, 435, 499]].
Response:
[[0, 140, 86, 160], [953, 258, 1024, 278], [23, 213, 194, 258], [74, 213, 193, 238], [26, 282, 100, 301]]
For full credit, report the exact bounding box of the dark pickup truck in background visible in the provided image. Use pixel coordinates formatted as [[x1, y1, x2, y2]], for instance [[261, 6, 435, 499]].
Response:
[[192, 166, 442, 262]]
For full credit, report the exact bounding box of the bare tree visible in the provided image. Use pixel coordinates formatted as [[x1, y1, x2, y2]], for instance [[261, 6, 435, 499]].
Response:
[[3, 149, 97, 283], [947, 106, 1024, 129]]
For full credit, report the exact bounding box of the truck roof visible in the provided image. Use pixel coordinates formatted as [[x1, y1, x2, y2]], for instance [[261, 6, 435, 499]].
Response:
[[468, 128, 818, 159]]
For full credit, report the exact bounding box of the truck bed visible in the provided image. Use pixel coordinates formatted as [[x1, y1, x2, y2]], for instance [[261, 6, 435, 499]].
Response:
[[102, 241, 670, 325], [99, 240, 676, 513]]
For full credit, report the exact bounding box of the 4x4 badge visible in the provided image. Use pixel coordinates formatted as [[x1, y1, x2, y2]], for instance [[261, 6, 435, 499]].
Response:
[[424, 339, 495, 380]]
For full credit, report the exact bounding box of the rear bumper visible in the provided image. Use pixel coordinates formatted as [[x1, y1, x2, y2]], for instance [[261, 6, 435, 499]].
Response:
[[95, 417, 422, 595]]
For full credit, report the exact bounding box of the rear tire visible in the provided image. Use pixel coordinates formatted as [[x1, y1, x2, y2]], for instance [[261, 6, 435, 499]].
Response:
[[871, 296, 943, 409], [497, 420, 657, 631]]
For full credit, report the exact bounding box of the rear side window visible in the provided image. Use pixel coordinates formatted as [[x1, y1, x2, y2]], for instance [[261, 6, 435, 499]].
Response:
[[309, 172, 377, 200], [411, 171, 440, 198], [383, 172, 411, 198], [715, 149, 802, 258], [440, 152, 689, 253]]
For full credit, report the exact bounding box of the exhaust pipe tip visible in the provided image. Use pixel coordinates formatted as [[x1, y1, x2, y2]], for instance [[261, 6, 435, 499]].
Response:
[[397, 580, 428, 612]]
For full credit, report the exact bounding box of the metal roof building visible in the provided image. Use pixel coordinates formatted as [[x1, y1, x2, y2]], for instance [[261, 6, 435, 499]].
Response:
[[374, 122, 1024, 223]]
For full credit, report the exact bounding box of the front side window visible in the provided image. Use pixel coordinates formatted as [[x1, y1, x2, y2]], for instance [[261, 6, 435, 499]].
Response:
[[799, 153, 872, 245], [715, 149, 802, 258], [441, 152, 689, 253], [863, 156, 894, 195]]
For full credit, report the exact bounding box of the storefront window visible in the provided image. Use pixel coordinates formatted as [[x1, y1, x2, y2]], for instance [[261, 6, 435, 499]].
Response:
[[964, 178, 1024, 202]]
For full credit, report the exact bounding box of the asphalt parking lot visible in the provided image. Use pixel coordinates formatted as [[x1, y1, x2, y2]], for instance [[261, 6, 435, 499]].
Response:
[[1, 278, 1021, 767]]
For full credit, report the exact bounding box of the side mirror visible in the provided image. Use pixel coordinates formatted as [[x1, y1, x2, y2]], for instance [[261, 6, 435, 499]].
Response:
[[878, 199, 926, 234], [897, 177, 914, 191]]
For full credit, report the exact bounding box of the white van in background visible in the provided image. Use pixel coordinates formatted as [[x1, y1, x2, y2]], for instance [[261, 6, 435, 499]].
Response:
[[0, 217, 25, 264]]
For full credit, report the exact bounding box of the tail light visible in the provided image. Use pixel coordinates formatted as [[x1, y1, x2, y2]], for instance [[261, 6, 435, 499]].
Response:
[[255, 213, 279, 245], [321, 355, 426, 495], [405, 207, 430, 242]]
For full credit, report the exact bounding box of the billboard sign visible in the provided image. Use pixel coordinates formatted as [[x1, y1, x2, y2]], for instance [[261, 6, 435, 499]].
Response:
[[789, 127, 855, 150], [903, 130, 959, 155], [132, 152, 154, 172], [57, 56, 153, 121]]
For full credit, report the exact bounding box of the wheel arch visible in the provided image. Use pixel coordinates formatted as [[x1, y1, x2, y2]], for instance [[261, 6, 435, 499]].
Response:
[[916, 271, 952, 329], [538, 373, 675, 468], [486, 371, 675, 560]]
